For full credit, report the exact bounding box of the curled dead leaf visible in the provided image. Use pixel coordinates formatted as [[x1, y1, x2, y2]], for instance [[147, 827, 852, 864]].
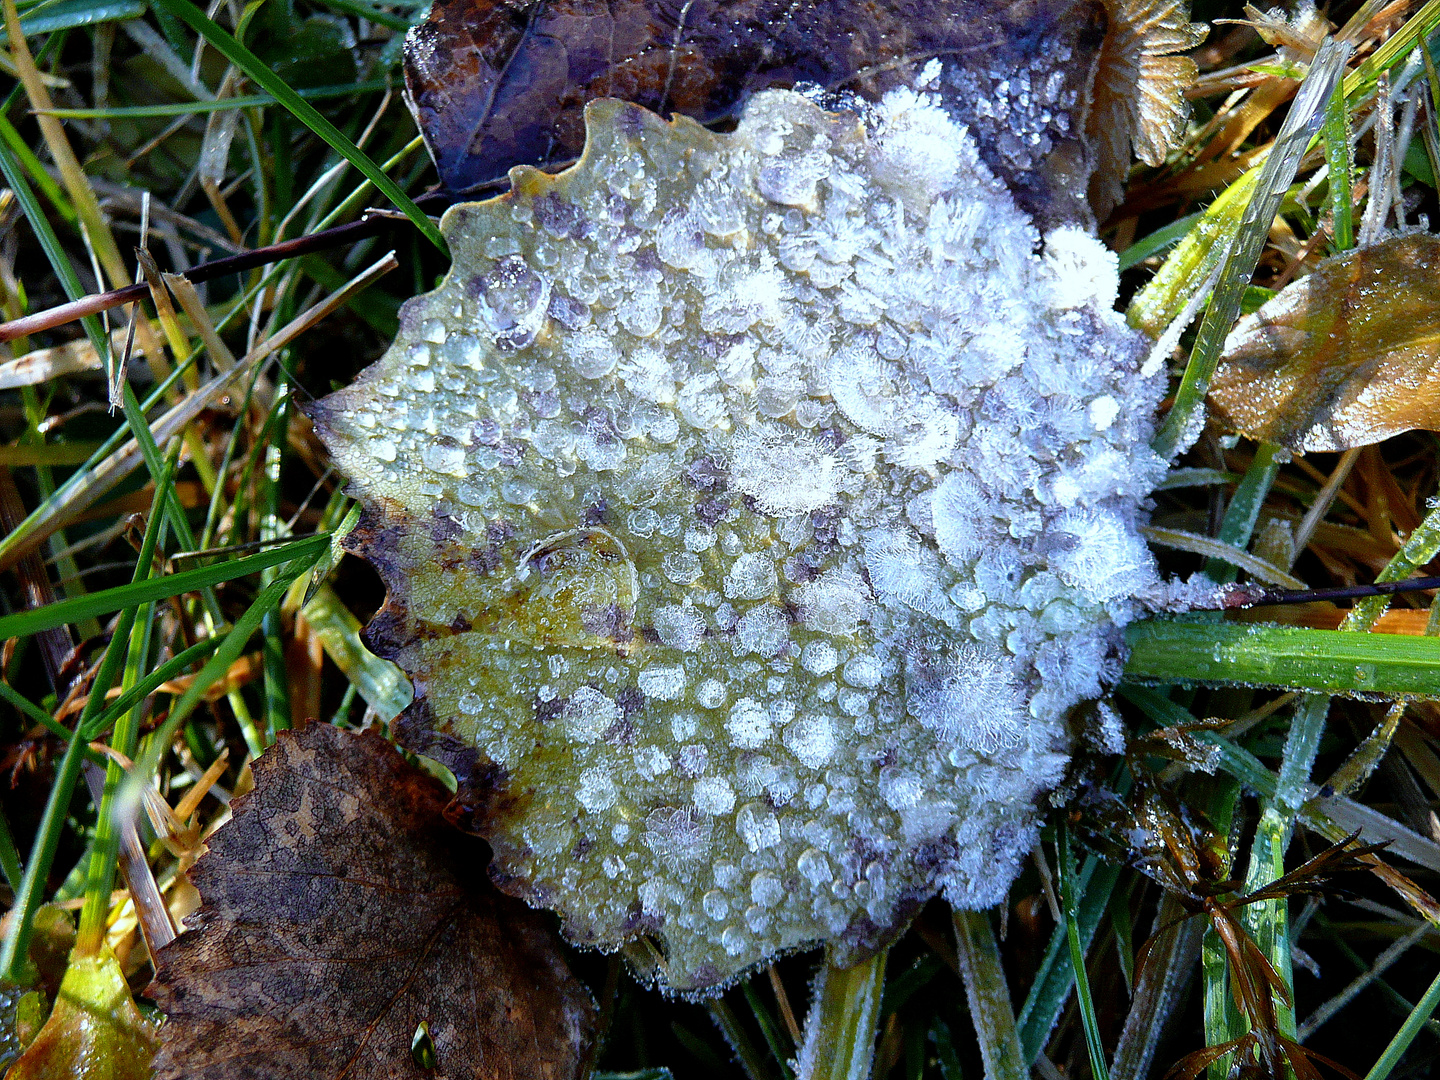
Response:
[[404, 0, 1200, 227], [1210, 235, 1440, 451], [1087, 0, 1206, 218], [148, 721, 597, 1080]]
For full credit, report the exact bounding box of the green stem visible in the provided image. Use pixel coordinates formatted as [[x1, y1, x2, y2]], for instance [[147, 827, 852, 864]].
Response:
[[1205, 444, 1281, 583], [1060, 825, 1110, 1080], [953, 909, 1025, 1080], [1124, 620, 1440, 696], [0, 801, 22, 893], [0, 454, 174, 981], [797, 947, 888, 1080], [75, 447, 173, 957], [709, 996, 778, 1080], [1151, 41, 1348, 460], [1365, 964, 1440, 1080]]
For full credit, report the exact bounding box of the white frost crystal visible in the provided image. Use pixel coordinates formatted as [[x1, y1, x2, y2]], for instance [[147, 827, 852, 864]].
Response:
[[312, 84, 1168, 993]]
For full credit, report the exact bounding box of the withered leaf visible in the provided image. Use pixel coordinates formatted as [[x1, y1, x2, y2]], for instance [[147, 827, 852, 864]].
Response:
[[1210, 235, 1440, 452], [148, 721, 597, 1080], [404, 0, 1199, 227]]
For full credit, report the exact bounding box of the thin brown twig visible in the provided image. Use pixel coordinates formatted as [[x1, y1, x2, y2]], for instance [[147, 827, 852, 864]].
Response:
[[0, 211, 409, 344]]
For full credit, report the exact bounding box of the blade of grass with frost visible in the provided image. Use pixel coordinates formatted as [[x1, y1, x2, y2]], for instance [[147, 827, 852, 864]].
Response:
[[1323, 78, 1356, 252], [0, 452, 174, 984], [148, 0, 445, 255], [1343, 505, 1440, 630], [1016, 854, 1122, 1063], [1152, 39, 1350, 460], [1123, 685, 1440, 878], [953, 909, 1026, 1080], [1239, 693, 1331, 1041], [1111, 893, 1205, 1080], [795, 948, 887, 1080], [0, 533, 330, 640], [1202, 780, 1245, 1080], [1058, 825, 1110, 1080], [300, 585, 412, 720], [1123, 621, 1440, 695], [1141, 526, 1303, 587], [1203, 444, 1283, 582]]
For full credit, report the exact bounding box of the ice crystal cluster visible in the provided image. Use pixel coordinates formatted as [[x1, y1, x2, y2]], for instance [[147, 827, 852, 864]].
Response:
[[312, 79, 1169, 992]]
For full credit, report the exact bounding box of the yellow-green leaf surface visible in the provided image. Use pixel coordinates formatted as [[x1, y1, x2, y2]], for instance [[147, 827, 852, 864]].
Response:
[[310, 88, 1169, 993], [1210, 234, 1440, 451], [5, 948, 158, 1080]]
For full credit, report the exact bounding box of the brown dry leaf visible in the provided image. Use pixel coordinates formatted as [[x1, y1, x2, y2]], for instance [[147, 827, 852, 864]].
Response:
[[1210, 235, 1440, 451], [147, 722, 597, 1080], [405, 0, 1195, 227], [1087, 0, 1206, 218]]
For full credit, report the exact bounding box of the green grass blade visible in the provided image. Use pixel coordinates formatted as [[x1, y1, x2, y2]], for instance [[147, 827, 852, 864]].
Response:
[[953, 908, 1026, 1080], [41, 79, 397, 118], [0, 453, 175, 981], [1118, 212, 1203, 273], [1365, 964, 1440, 1079], [1343, 505, 1440, 630], [1016, 855, 1123, 1063], [120, 543, 327, 799], [149, 0, 446, 255], [0, 802, 22, 893], [741, 978, 795, 1080], [1060, 825, 1110, 1080], [1323, 79, 1355, 252], [0, 532, 329, 640], [79, 636, 222, 742], [1205, 444, 1282, 582], [1124, 620, 1440, 696], [18, 0, 143, 33], [1152, 39, 1350, 459]]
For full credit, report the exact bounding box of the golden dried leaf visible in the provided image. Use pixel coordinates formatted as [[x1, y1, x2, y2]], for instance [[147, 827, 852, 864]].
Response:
[[1210, 235, 1440, 451], [147, 722, 596, 1080], [1087, 0, 1206, 218]]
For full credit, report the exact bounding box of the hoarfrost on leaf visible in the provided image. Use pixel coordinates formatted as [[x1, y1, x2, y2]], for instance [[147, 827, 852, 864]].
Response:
[[311, 82, 1168, 994]]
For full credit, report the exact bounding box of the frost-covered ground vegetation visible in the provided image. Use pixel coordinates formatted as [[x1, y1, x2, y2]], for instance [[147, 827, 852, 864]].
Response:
[[312, 75, 1172, 992]]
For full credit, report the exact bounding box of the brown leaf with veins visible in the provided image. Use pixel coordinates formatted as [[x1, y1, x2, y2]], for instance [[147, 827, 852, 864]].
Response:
[[1210, 235, 1440, 452], [404, 0, 1200, 228], [147, 721, 597, 1080]]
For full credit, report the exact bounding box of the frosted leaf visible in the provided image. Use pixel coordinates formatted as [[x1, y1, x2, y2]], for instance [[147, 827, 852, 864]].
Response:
[[311, 84, 1169, 995], [792, 569, 872, 636], [653, 602, 706, 651], [724, 551, 780, 600], [728, 424, 838, 515]]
